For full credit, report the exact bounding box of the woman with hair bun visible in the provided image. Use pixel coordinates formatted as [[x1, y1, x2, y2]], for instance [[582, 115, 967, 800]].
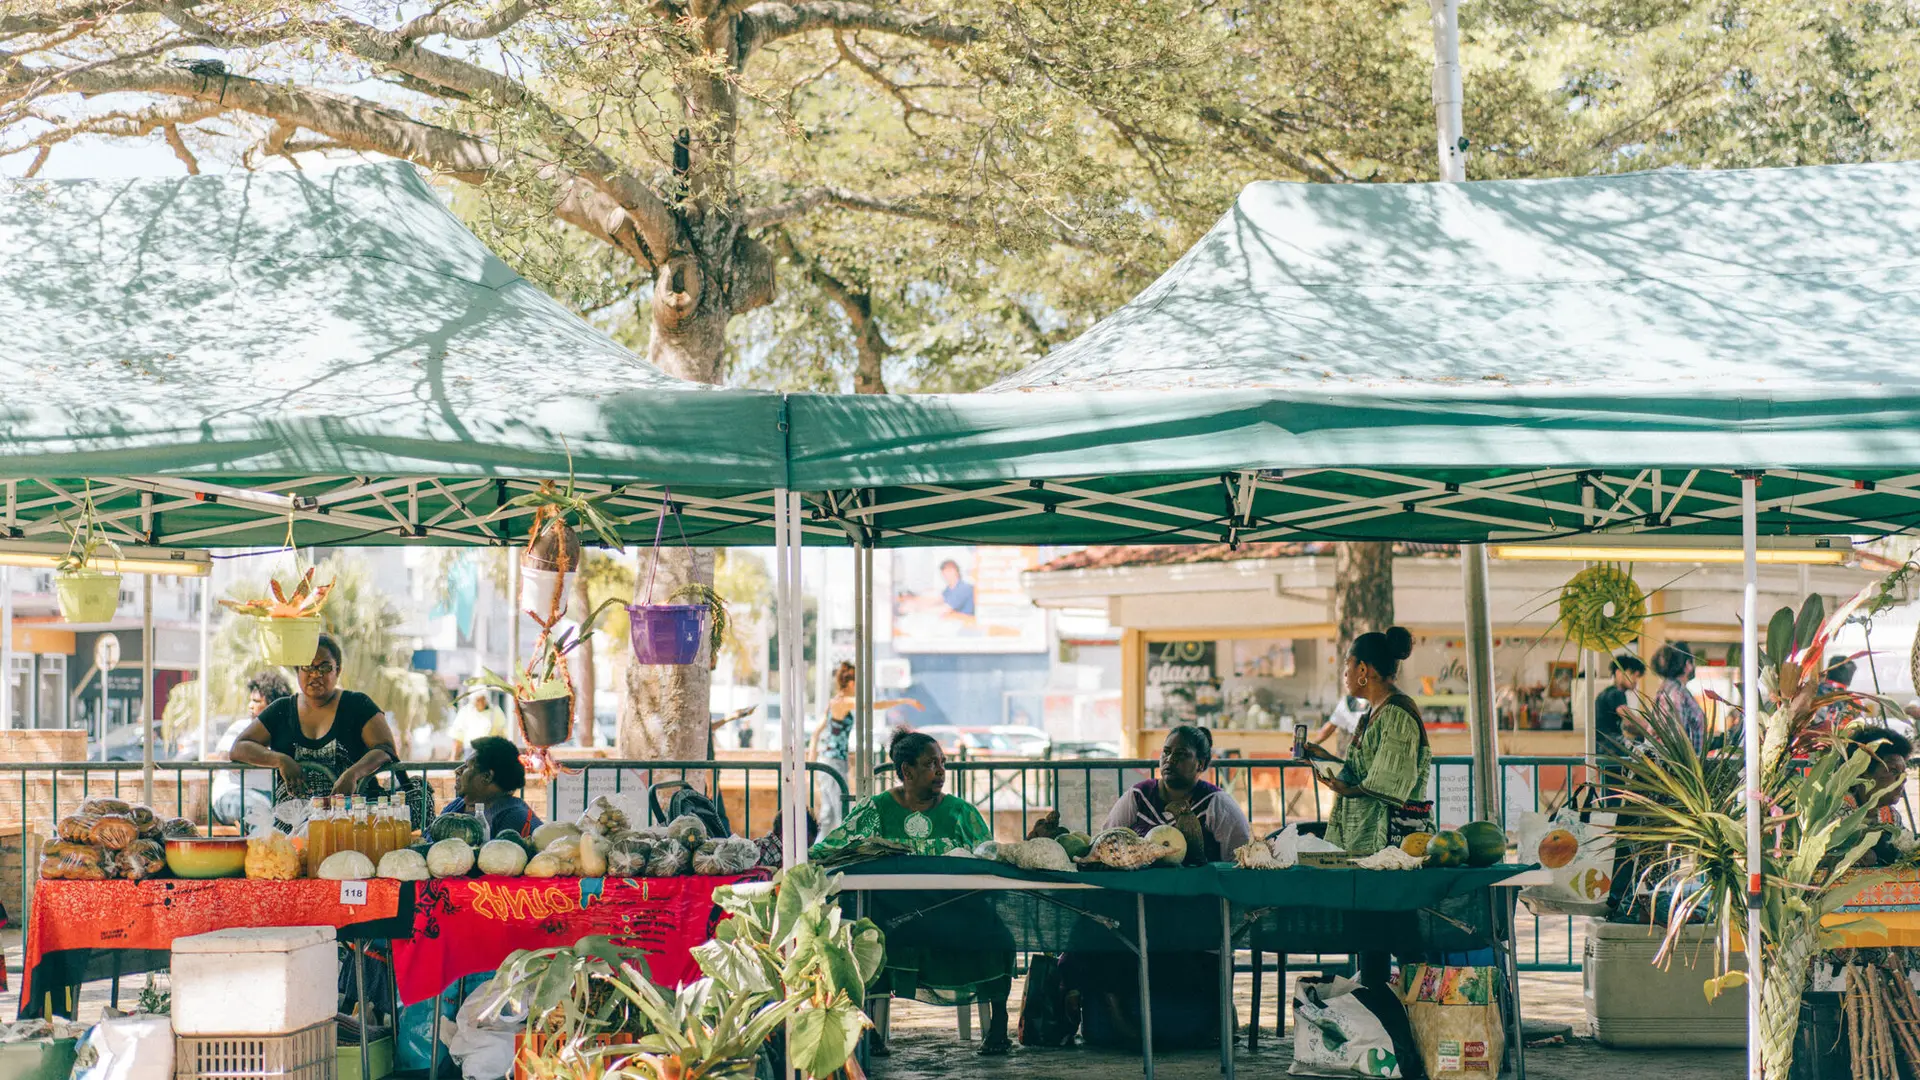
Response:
[[1307, 626, 1431, 855]]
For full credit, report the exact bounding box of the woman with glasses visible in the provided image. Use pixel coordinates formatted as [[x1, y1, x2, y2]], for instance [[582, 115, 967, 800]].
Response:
[[231, 634, 399, 800]]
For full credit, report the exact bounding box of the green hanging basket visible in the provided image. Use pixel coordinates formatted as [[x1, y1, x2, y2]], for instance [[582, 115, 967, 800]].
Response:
[[54, 570, 121, 623], [1557, 564, 1648, 652], [257, 616, 323, 667]]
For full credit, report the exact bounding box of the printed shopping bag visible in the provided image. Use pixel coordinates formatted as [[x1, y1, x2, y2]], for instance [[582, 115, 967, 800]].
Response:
[[1395, 965, 1505, 1078], [1290, 975, 1402, 1078], [1515, 801, 1616, 917]]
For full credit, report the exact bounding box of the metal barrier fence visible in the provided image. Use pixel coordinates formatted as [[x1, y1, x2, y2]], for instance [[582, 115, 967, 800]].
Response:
[[0, 758, 851, 932]]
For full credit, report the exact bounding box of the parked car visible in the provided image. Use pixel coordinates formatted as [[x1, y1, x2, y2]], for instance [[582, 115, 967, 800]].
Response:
[[912, 724, 1051, 759], [1051, 740, 1123, 760]]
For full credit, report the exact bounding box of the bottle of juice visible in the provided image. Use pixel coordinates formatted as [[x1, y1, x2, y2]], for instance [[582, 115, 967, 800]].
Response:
[[375, 797, 399, 862], [351, 796, 372, 858], [307, 796, 331, 874], [386, 797, 411, 855]]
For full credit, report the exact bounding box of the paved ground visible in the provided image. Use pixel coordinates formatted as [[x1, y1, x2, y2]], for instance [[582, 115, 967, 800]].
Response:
[[876, 968, 1746, 1080], [1, 927, 1744, 1079]]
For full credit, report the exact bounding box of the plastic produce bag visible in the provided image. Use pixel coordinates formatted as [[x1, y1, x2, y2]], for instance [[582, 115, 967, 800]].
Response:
[[39, 840, 107, 880], [1290, 976, 1401, 1078], [1396, 965, 1504, 1079], [70, 1016, 172, 1080], [448, 979, 523, 1080], [1269, 825, 1340, 869], [1515, 803, 1615, 917]]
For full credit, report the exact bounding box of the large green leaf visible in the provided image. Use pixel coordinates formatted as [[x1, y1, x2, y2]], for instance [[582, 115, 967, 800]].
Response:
[[788, 1002, 867, 1079], [850, 921, 886, 985], [1791, 595, 1825, 656], [1765, 607, 1795, 670], [694, 939, 776, 996]]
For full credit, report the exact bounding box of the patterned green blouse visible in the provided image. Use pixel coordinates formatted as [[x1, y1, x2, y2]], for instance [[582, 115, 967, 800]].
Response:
[[810, 791, 990, 859], [1325, 701, 1432, 855]]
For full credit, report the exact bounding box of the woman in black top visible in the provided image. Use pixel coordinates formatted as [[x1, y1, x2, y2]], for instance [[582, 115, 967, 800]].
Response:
[[232, 634, 399, 800]]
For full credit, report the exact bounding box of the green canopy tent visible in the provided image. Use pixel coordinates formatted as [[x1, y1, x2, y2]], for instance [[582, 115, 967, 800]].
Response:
[[0, 162, 789, 549], [786, 162, 1920, 546]]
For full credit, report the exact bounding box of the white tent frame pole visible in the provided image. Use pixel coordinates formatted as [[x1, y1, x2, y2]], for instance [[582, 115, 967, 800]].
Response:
[[141, 572, 155, 807], [1740, 475, 1763, 1080], [777, 490, 808, 867], [198, 573, 211, 760], [854, 539, 874, 799], [1428, 0, 1467, 183], [1462, 545, 1500, 821], [1, 566, 13, 730]]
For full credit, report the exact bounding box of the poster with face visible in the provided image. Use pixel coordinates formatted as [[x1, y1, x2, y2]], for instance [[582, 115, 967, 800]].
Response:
[[890, 547, 1047, 654]]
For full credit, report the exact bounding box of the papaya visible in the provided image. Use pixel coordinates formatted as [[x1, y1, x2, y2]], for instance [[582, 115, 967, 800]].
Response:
[[1424, 830, 1469, 868]]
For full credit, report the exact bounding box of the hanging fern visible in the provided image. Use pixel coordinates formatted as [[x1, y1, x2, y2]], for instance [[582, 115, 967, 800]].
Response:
[[668, 583, 730, 667], [1557, 563, 1648, 652]]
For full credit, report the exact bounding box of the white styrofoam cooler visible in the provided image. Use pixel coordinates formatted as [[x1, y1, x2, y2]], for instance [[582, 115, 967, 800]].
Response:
[[170, 925, 338, 1036]]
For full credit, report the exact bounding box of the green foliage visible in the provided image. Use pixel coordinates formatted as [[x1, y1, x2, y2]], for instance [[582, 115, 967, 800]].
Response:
[[508, 866, 882, 1080], [53, 482, 119, 575], [472, 596, 628, 702]]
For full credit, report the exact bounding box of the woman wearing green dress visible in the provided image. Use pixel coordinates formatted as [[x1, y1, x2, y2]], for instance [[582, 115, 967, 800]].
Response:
[[1307, 625, 1432, 855], [811, 729, 1016, 1054]]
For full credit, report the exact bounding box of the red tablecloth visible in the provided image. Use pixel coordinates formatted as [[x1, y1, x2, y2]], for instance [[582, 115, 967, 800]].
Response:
[[22, 878, 405, 1017], [390, 874, 753, 1004]]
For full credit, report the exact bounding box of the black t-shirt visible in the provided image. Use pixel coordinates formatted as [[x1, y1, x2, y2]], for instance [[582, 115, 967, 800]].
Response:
[[1595, 685, 1629, 752], [258, 690, 385, 798]]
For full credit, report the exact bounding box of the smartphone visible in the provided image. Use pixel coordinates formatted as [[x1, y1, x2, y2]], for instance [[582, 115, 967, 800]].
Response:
[[1292, 722, 1309, 759]]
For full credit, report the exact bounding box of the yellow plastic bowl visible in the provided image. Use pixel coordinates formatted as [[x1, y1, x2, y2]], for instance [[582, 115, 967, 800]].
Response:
[[164, 836, 249, 879]]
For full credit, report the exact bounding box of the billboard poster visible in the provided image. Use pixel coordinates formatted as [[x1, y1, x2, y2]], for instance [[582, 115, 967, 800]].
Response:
[[890, 547, 1047, 654]]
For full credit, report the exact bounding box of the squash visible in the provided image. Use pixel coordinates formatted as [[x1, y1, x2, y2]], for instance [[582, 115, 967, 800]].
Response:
[[426, 813, 488, 847], [426, 837, 476, 878], [523, 853, 564, 878], [477, 839, 529, 877], [377, 848, 431, 881], [576, 833, 608, 878], [531, 822, 581, 851], [317, 850, 376, 881]]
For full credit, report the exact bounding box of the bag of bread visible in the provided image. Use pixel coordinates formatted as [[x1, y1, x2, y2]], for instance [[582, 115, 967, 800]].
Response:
[[113, 840, 168, 881], [78, 798, 133, 818], [57, 815, 96, 844], [129, 805, 161, 838], [91, 815, 139, 851], [40, 841, 107, 880]]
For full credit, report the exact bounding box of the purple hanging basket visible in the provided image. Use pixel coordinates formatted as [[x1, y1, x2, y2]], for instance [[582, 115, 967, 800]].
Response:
[[628, 604, 710, 666]]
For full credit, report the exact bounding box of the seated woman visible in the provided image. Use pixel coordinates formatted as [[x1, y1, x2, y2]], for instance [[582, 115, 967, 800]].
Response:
[[442, 735, 544, 839], [1036, 726, 1251, 1050], [811, 730, 1015, 1055]]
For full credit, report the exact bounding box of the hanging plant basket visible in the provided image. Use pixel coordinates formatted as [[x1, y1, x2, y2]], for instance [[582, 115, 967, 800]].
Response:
[[257, 616, 323, 667], [522, 519, 581, 574], [627, 603, 710, 666], [54, 570, 121, 623], [516, 695, 574, 748], [1558, 564, 1648, 652]]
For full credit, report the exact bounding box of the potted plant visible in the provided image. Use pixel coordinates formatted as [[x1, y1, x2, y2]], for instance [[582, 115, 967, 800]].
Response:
[[218, 567, 334, 666], [52, 488, 122, 624], [471, 598, 627, 748], [628, 583, 730, 669], [510, 476, 628, 620], [507, 865, 882, 1080], [489, 938, 654, 1080], [1607, 584, 1902, 1078]]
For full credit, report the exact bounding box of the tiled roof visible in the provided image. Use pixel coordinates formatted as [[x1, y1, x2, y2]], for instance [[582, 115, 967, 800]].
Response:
[[1033, 543, 1456, 573]]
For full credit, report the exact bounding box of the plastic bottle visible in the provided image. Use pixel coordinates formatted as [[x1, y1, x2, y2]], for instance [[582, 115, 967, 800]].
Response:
[[307, 796, 331, 873], [386, 797, 411, 854], [350, 796, 372, 858]]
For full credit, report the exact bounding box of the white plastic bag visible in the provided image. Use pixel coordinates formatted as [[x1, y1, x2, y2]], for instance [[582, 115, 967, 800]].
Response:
[[1516, 804, 1616, 916], [71, 1016, 172, 1080], [1290, 976, 1401, 1078], [1268, 824, 1340, 869], [449, 978, 523, 1080]]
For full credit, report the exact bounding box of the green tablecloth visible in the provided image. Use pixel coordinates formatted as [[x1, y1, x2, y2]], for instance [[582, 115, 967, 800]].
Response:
[[836, 857, 1537, 956]]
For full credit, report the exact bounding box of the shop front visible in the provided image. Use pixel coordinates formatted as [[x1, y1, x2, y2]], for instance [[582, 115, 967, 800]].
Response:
[[1023, 544, 1885, 761]]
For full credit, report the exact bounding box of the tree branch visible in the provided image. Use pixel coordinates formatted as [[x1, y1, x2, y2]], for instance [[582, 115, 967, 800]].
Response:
[[0, 98, 221, 158], [396, 0, 547, 44], [739, 2, 980, 56], [742, 184, 968, 230], [0, 0, 202, 39], [773, 228, 889, 393]]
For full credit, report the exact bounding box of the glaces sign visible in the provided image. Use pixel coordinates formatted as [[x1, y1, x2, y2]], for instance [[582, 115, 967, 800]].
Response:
[[1147, 641, 1215, 685]]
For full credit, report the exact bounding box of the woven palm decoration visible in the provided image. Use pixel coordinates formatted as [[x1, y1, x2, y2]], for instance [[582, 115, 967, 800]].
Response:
[[1557, 563, 1648, 652]]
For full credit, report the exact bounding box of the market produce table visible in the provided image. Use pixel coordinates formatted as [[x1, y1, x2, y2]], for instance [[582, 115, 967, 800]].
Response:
[[20, 878, 409, 1019], [836, 858, 1546, 1080], [19, 872, 761, 1021], [393, 873, 757, 1004]]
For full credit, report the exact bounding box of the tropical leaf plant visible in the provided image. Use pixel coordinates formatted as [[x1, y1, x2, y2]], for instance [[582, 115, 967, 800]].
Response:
[[668, 582, 733, 671], [470, 596, 628, 702], [53, 482, 122, 574], [509, 865, 884, 1080], [1606, 574, 1913, 1079], [218, 566, 334, 619]]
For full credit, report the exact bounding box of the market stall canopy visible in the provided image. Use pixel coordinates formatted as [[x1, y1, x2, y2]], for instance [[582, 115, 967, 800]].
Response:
[[0, 163, 786, 548], [789, 162, 1920, 546]]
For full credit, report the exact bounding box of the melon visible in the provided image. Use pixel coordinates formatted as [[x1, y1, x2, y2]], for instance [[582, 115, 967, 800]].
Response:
[[426, 813, 487, 847], [1424, 830, 1469, 868], [1145, 824, 1188, 867], [1058, 832, 1092, 860], [1400, 832, 1433, 858], [1459, 821, 1508, 867]]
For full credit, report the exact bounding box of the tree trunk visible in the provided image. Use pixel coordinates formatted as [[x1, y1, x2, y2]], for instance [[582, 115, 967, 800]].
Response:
[[1333, 542, 1396, 676], [572, 567, 596, 747]]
